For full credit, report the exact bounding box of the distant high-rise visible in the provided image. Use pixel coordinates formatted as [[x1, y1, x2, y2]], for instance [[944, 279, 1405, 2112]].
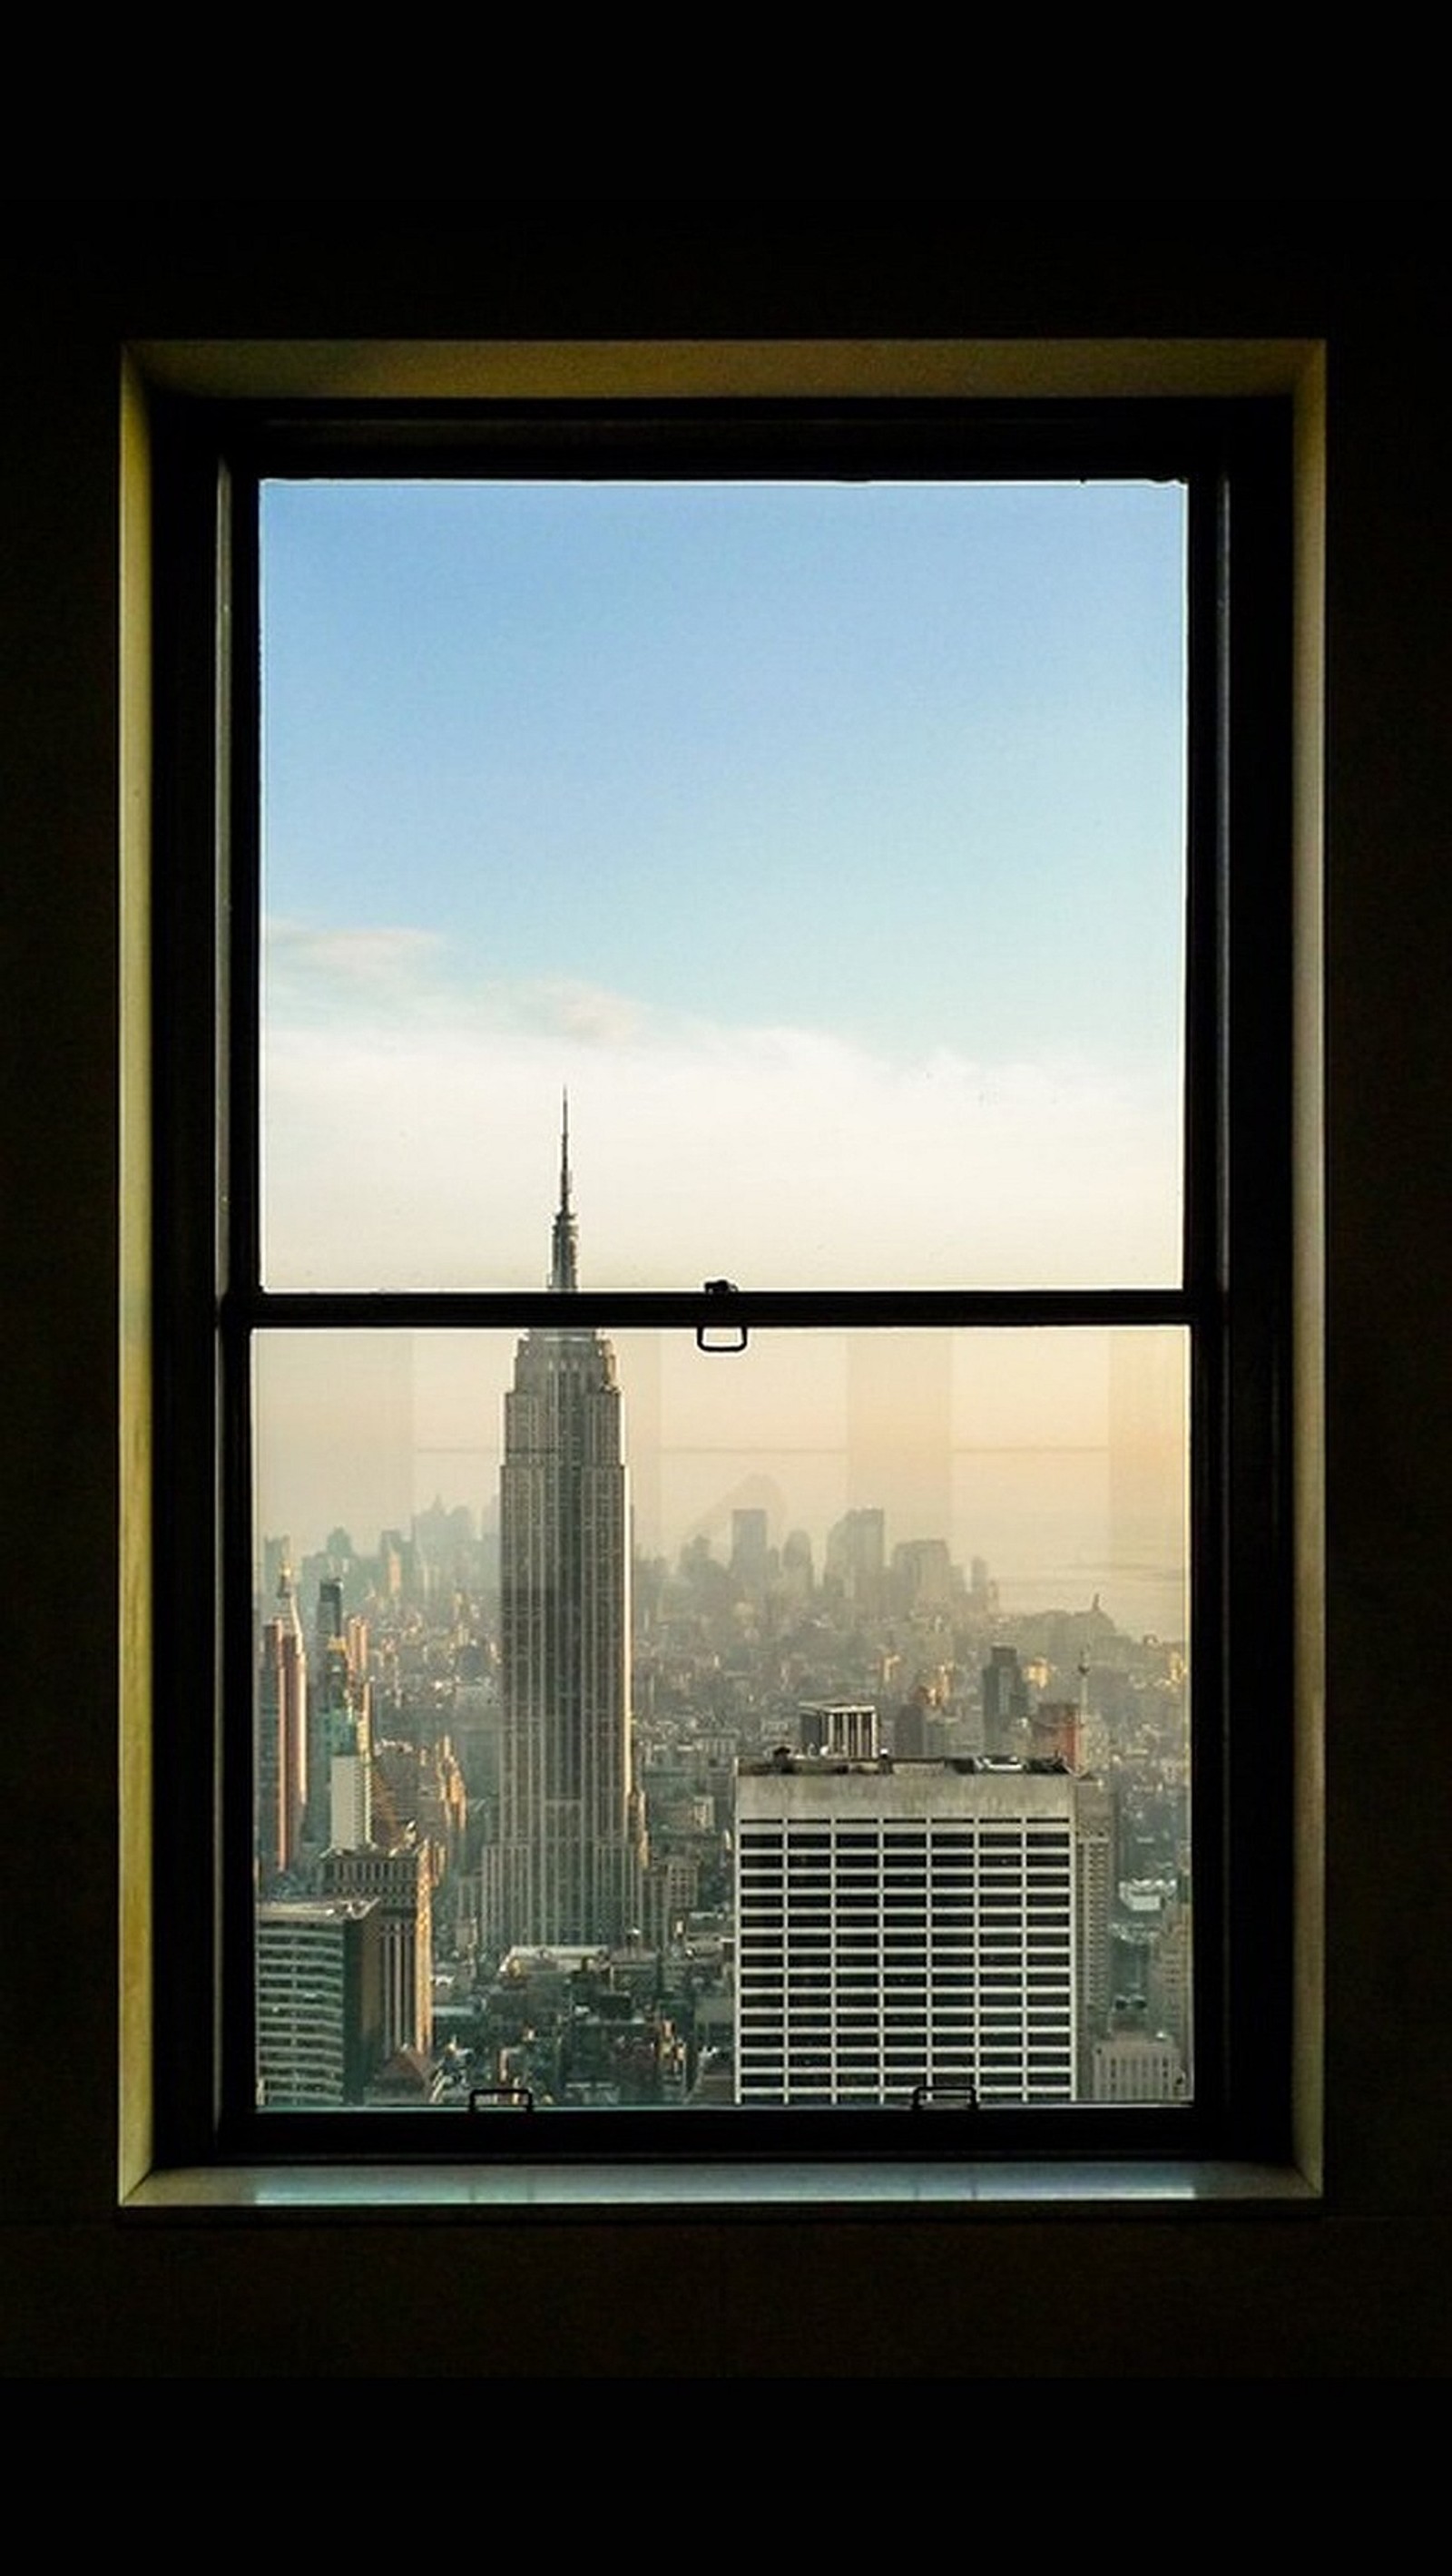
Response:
[[257, 1562, 307, 1884], [825, 1507, 885, 1614], [311, 1580, 372, 1853], [982, 1643, 1031, 1759], [730, 1507, 770, 1594], [305, 1577, 342, 1848], [320, 1839, 433, 2067], [486, 1105, 643, 1954]]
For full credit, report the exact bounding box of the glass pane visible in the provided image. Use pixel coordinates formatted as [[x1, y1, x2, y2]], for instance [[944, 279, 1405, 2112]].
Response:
[[260, 480, 1186, 1291], [252, 1321, 1191, 2111]]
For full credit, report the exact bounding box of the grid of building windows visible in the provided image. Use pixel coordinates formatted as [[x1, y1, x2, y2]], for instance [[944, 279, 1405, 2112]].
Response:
[[734, 1760, 1076, 2105], [255, 1898, 383, 2106]]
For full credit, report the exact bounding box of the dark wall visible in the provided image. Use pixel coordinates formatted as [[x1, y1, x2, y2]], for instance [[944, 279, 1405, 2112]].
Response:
[[5, 202, 1450, 2375]]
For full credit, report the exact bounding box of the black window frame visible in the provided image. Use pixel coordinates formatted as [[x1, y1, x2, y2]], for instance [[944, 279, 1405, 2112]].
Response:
[[150, 391, 1292, 2170]]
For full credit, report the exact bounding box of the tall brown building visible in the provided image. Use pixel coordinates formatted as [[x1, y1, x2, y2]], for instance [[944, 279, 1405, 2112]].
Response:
[[485, 1112, 644, 1954]]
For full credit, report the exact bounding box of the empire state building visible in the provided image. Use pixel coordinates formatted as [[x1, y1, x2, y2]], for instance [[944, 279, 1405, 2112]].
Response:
[[487, 1109, 643, 1953]]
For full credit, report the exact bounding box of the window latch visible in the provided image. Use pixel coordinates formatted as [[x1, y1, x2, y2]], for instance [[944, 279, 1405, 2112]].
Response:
[[697, 1278, 747, 1355], [467, 2084, 535, 2114]]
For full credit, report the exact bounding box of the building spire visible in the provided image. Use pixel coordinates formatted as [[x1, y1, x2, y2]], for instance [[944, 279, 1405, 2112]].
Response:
[[550, 1089, 579, 1293]]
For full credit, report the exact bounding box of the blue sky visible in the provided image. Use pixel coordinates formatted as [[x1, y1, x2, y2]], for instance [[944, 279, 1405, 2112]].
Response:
[[261, 476, 1186, 1296]]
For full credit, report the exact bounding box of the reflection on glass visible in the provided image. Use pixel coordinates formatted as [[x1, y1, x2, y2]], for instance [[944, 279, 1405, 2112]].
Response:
[[252, 1327, 1191, 2111], [261, 480, 1186, 1290]]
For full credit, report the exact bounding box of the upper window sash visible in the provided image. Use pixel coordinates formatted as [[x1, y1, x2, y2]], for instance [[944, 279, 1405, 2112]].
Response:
[[248, 425, 1199, 1308]]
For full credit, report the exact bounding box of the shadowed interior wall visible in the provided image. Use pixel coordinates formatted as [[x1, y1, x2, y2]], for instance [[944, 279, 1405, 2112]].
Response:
[[3, 203, 1448, 2375]]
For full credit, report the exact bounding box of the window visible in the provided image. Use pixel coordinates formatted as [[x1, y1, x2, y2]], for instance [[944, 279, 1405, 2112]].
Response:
[[151, 388, 1291, 2167]]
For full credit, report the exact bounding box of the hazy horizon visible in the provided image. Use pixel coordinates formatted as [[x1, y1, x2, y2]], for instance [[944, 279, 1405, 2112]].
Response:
[[255, 1321, 1189, 1642]]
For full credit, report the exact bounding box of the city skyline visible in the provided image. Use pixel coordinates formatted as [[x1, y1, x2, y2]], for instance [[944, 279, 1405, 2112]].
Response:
[[254, 1309, 1189, 1642]]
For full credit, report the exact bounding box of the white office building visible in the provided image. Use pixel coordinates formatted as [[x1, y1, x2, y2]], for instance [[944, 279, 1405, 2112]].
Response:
[[734, 1757, 1078, 2105]]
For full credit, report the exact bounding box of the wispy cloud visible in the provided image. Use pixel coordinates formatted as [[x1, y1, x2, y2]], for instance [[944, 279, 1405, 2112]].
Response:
[[265, 920, 446, 1008]]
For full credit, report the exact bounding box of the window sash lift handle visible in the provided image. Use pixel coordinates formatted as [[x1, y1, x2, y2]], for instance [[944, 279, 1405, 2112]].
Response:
[[697, 1278, 748, 1355]]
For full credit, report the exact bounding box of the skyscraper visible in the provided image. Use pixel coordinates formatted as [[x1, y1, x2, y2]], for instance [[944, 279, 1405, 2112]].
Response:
[[256, 1562, 307, 1885], [313, 1579, 372, 1855], [320, 1839, 434, 2068], [486, 1108, 643, 1954]]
